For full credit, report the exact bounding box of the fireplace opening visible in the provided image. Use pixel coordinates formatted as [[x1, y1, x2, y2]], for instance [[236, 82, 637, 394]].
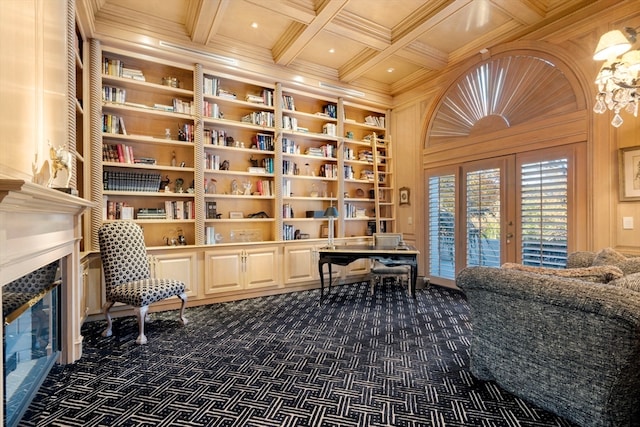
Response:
[[3, 260, 61, 427]]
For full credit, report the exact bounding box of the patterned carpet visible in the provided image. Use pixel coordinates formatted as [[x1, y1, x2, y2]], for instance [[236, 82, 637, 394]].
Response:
[[20, 283, 577, 426]]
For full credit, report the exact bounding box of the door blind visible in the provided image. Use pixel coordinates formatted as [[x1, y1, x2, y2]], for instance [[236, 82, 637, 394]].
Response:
[[520, 158, 568, 267], [466, 169, 501, 267], [428, 175, 456, 279]]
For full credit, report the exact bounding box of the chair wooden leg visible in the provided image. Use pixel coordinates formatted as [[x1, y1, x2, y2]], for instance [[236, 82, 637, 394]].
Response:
[[134, 305, 149, 345], [178, 292, 188, 325], [101, 301, 115, 338]]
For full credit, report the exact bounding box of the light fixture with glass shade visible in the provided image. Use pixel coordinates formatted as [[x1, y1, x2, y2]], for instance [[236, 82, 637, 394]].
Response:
[[323, 205, 338, 248], [593, 26, 639, 127]]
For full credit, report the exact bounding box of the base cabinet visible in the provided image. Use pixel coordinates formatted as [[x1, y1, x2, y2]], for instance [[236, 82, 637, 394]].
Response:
[[204, 246, 279, 295], [152, 251, 198, 300]]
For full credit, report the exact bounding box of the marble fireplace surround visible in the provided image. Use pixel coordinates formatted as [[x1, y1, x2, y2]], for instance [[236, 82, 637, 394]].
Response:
[[0, 180, 93, 384]]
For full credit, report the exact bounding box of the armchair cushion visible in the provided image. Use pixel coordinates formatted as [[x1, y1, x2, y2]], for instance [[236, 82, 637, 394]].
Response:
[[107, 278, 186, 307], [609, 272, 640, 293], [501, 262, 624, 283]]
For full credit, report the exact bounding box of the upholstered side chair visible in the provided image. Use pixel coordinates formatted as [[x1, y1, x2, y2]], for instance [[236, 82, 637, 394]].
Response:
[[98, 221, 188, 345], [369, 233, 411, 294]]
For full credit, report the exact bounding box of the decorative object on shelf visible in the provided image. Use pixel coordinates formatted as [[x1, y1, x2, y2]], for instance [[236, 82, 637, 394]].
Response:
[[160, 175, 171, 192], [175, 178, 184, 193], [229, 211, 243, 219], [176, 228, 187, 245], [171, 150, 177, 167], [231, 179, 240, 195], [161, 76, 180, 88], [206, 178, 217, 194], [399, 187, 410, 205], [356, 188, 365, 198], [243, 181, 252, 195], [220, 160, 229, 170], [323, 204, 339, 248], [619, 145, 640, 201], [249, 156, 259, 167], [247, 211, 269, 218], [593, 25, 639, 127], [47, 141, 73, 188], [164, 128, 171, 139]]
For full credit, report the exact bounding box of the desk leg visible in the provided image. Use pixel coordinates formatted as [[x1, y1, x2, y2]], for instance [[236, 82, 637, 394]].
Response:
[[319, 262, 325, 301], [410, 264, 417, 298]]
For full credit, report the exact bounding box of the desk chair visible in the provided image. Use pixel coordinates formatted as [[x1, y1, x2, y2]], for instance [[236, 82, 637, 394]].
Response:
[[98, 221, 188, 345], [369, 233, 411, 295]]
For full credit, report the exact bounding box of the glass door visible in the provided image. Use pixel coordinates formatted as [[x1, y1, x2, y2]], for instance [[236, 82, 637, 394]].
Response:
[[426, 144, 584, 286]]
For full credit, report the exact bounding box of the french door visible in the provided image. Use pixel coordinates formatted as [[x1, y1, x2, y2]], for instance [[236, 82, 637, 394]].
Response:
[[426, 144, 584, 285]]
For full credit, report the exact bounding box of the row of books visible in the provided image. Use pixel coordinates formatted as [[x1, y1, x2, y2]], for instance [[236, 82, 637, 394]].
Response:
[[102, 114, 127, 135], [364, 115, 385, 128], [102, 86, 126, 103], [343, 203, 369, 219], [305, 145, 336, 158], [164, 200, 195, 220], [253, 133, 274, 151], [103, 58, 145, 81], [282, 224, 300, 240], [245, 90, 274, 106], [103, 171, 162, 192], [203, 101, 221, 119], [241, 111, 275, 127], [282, 94, 295, 111], [255, 180, 273, 197], [102, 144, 155, 165], [105, 201, 133, 220]]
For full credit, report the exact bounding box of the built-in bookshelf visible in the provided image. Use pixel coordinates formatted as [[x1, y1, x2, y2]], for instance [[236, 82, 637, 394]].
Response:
[[98, 46, 197, 247], [342, 102, 394, 237], [279, 86, 340, 241], [202, 72, 276, 244], [91, 45, 392, 248]]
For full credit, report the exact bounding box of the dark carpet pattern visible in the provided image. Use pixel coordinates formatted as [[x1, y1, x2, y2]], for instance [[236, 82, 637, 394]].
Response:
[[20, 283, 576, 426]]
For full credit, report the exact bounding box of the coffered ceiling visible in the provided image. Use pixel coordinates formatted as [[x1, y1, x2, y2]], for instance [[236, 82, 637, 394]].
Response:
[[77, 0, 610, 98]]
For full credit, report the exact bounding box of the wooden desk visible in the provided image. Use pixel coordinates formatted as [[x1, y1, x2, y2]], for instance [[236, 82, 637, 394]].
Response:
[[318, 244, 419, 301]]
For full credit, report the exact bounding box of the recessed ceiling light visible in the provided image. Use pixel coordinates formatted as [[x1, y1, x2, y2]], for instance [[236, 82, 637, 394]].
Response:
[[251, 22, 258, 29], [329, 48, 335, 54], [387, 67, 395, 73]]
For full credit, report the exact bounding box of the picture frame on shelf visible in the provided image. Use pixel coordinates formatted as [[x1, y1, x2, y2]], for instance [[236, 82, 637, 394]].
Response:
[[229, 211, 243, 219], [399, 186, 410, 205], [619, 146, 640, 201], [320, 225, 329, 238]]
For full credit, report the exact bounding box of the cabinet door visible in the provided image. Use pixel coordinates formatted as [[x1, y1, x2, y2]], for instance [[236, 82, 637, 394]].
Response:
[[153, 252, 198, 298], [346, 258, 370, 277], [284, 244, 317, 284], [204, 250, 243, 294], [244, 247, 279, 289]]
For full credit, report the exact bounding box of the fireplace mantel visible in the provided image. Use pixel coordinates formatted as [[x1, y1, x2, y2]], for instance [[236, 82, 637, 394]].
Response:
[[1, 179, 95, 367]]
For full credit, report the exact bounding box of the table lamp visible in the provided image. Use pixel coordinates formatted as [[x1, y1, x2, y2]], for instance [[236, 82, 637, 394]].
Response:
[[323, 205, 339, 248]]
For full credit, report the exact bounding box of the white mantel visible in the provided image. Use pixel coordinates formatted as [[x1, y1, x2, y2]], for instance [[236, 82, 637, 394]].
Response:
[[0, 179, 94, 371]]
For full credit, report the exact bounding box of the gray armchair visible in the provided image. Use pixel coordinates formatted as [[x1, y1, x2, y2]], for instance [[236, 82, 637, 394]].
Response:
[[456, 251, 640, 427]]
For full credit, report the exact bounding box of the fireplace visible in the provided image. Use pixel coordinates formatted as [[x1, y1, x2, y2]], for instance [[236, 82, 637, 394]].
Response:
[[3, 261, 61, 426], [0, 180, 93, 426]]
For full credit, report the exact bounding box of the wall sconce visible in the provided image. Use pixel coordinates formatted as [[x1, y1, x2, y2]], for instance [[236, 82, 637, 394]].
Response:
[[593, 26, 639, 127]]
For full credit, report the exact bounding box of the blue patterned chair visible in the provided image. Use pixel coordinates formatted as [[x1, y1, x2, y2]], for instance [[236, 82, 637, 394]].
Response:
[[98, 221, 188, 345]]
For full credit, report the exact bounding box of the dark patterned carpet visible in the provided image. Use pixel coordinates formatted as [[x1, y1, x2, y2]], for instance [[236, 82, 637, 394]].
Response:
[[19, 283, 576, 426]]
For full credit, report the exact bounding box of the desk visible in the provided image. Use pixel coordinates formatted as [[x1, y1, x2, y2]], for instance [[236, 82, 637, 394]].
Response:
[[318, 245, 419, 301]]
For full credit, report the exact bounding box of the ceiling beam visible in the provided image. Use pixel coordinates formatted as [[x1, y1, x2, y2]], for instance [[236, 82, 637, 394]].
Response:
[[272, 0, 349, 66], [188, 0, 230, 45], [490, 0, 544, 25], [339, 0, 467, 82]]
